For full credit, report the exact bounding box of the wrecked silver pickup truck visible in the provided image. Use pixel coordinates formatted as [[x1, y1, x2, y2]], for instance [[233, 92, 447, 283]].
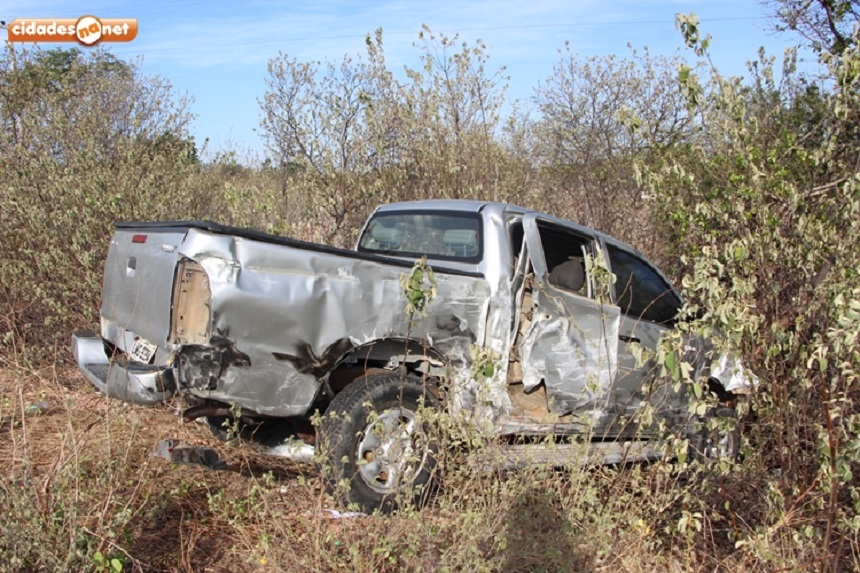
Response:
[[73, 200, 754, 511]]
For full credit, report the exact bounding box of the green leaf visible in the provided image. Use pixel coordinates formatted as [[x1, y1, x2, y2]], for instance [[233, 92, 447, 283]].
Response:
[[665, 352, 677, 374]]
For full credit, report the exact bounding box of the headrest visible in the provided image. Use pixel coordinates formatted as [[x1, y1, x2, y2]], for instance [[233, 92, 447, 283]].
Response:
[[371, 226, 402, 248], [443, 229, 478, 256], [549, 259, 585, 291]]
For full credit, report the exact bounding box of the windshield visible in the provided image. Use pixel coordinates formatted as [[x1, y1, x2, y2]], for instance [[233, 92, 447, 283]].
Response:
[[358, 211, 482, 262]]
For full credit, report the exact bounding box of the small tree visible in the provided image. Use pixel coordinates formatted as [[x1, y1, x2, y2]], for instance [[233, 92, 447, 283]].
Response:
[[532, 46, 691, 254], [764, 0, 860, 55], [0, 46, 203, 359], [259, 27, 517, 246]]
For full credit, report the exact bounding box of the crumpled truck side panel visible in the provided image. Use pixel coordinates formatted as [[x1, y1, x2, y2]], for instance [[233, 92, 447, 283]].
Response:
[[176, 229, 495, 418], [519, 288, 620, 416]]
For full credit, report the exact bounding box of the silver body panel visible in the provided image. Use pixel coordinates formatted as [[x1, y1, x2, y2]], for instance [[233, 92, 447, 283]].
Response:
[[175, 226, 495, 417], [100, 227, 185, 359]]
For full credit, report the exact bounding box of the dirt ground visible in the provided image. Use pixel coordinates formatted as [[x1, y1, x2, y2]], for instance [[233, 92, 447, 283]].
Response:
[[0, 366, 351, 572]]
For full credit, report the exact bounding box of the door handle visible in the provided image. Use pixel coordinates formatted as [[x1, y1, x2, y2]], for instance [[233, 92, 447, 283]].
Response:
[[619, 335, 640, 344]]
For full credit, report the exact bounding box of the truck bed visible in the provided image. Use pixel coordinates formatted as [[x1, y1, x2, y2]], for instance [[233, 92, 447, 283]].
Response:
[[77, 219, 496, 418]]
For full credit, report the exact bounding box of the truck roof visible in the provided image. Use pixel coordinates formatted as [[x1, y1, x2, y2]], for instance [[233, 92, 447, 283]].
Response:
[[373, 199, 527, 215]]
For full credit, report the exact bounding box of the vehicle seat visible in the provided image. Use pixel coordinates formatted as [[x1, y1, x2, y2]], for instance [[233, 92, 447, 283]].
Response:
[[443, 229, 479, 257], [549, 259, 585, 292], [371, 226, 403, 250]]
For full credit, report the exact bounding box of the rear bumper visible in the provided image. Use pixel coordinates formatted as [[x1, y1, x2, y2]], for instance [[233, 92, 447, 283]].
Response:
[[72, 330, 177, 404]]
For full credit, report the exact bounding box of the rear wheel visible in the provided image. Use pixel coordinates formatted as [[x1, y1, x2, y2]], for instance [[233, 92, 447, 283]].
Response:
[[319, 372, 438, 513]]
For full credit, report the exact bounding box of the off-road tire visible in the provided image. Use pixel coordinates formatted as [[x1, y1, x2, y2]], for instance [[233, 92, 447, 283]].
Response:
[[319, 372, 438, 513]]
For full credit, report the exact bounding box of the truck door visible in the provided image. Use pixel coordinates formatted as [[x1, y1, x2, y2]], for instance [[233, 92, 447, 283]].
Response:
[[605, 243, 685, 430], [517, 214, 622, 420]]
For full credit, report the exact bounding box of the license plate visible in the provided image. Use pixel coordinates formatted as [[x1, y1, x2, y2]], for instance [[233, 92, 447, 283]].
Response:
[[130, 337, 157, 363]]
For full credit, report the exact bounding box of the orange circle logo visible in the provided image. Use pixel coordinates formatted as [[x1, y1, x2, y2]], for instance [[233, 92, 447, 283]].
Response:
[[75, 15, 102, 45]]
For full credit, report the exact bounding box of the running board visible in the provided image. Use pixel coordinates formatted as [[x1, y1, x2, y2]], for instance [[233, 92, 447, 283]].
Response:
[[266, 438, 665, 469], [473, 440, 665, 470]]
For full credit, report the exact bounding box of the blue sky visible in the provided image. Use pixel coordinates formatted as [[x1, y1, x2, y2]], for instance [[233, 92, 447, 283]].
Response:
[[3, 1, 808, 161]]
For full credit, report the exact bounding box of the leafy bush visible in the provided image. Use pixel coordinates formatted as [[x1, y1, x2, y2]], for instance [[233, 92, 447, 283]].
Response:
[[0, 46, 211, 362], [632, 12, 860, 571]]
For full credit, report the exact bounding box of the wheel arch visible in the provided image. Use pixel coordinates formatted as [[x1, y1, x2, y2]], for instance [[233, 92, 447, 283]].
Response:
[[325, 337, 448, 395], [706, 376, 735, 404]]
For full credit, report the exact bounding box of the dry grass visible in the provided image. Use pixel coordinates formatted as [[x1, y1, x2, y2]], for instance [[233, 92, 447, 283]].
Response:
[[0, 367, 316, 572], [0, 367, 821, 573]]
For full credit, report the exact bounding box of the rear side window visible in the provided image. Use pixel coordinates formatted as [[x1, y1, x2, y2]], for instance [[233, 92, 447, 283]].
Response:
[[607, 245, 681, 325], [358, 211, 482, 262]]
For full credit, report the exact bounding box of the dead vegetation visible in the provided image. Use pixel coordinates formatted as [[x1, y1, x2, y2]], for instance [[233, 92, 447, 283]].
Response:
[[0, 366, 830, 573]]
